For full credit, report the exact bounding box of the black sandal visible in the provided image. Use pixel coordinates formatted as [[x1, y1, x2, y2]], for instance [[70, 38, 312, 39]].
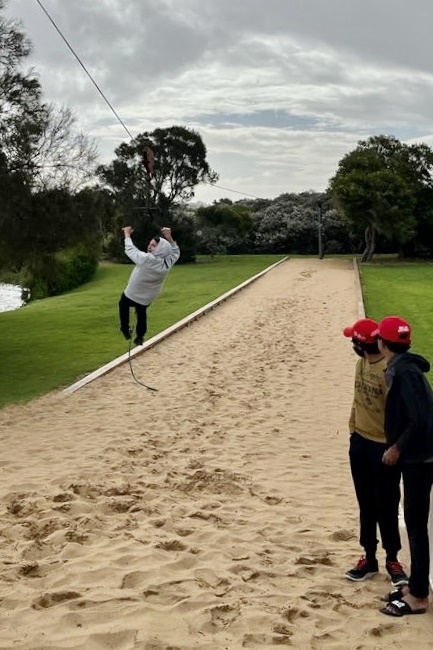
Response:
[[380, 586, 406, 602], [380, 598, 427, 617]]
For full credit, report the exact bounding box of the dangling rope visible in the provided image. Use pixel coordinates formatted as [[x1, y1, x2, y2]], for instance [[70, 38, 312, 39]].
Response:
[[127, 338, 158, 393]]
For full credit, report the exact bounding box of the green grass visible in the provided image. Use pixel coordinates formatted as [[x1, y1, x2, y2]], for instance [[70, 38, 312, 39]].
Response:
[[0, 255, 283, 408], [4, 253, 431, 408], [360, 258, 433, 371]]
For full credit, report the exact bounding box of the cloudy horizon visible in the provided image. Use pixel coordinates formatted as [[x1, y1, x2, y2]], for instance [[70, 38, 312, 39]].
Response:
[[5, 0, 433, 203]]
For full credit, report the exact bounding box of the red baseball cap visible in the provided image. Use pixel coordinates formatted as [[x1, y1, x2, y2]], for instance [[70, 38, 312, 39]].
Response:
[[371, 316, 411, 344], [343, 318, 379, 344]]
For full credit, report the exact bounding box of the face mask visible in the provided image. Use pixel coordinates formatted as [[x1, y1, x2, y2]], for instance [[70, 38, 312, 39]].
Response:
[[352, 341, 365, 358]]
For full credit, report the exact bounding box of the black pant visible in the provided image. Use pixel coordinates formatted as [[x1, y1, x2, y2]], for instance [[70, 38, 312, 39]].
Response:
[[349, 432, 402, 559], [118, 292, 148, 339], [402, 462, 433, 598]]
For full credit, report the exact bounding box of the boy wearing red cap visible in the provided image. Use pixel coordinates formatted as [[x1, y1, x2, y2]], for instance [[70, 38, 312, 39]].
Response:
[[343, 318, 407, 586], [374, 316, 433, 617]]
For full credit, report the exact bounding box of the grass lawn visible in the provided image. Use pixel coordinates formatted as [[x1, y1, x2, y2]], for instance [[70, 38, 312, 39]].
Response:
[[359, 257, 433, 374], [0, 255, 284, 408]]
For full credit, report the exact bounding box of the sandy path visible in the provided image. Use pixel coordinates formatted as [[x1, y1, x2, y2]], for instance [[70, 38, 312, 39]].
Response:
[[0, 257, 431, 649]]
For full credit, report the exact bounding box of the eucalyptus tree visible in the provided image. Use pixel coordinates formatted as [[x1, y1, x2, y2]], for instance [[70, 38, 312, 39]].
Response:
[[329, 135, 433, 261], [98, 125, 218, 257]]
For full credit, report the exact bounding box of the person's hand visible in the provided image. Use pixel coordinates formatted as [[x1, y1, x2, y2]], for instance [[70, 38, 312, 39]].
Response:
[[161, 226, 173, 241], [122, 226, 133, 237], [382, 445, 400, 466]]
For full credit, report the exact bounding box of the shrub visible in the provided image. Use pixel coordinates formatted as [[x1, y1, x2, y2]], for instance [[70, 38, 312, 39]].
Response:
[[103, 231, 125, 262], [24, 246, 98, 299], [52, 246, 98, 294]]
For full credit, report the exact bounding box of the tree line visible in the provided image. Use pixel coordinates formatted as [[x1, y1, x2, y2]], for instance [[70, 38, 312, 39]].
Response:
[[2, 0, 433, 302]]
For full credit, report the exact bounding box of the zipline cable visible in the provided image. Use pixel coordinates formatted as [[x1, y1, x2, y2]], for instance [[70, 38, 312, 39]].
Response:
[[34, 0, 133, 140], [210, 184, 259, 199], [33, 0, 261, 200]]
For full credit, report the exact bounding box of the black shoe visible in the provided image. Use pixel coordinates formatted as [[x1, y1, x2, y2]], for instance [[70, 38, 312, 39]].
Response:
[[120, 327, 131, 340], [345, 557, 379, 582], [386, 560, 409, 587], [134, 336, 144, 346]]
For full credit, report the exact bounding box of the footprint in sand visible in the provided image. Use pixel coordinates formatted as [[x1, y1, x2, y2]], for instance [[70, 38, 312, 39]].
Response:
[[174, 527, 195, 537], [178, 468, 246, 496], [121, 571, 148, 589], [6, 494, 40, 517], [194, 569, 232, 596], [301, 589, 354, 615], [32, 591, 81, 609], [297, 270, 317, 280], [154, 539, 187, 551], [102, 497, 137, 513], [229, 563, 261, 582], [242, 632, 292, 647], [194, 568, 221, 588], [280, 605, 302, 623], [329, 528, 356, 542], [272, 623, 293, 637], [295, 553, 334, 567], [52, 492, 75, 503], [369, 623, 398, 637], [19, 562, 41, 577], [248, 485, 284, 505], [208, 603, 240, 629]]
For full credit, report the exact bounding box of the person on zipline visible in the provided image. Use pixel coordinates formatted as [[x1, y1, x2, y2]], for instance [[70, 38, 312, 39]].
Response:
[[119, 226, 180, 346]]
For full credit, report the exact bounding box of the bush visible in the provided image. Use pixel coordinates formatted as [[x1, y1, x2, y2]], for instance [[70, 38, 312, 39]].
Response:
[[170, 208, 197, 263], [102, 231, 125, 262], [0, 269, 25, 285], [28, 277, 49, 301], [24, 246, 98, 299], [52, 246, 98, 294]]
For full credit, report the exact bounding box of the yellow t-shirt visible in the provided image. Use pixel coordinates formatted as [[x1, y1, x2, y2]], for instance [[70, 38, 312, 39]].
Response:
[[349, 356, 387, 443]]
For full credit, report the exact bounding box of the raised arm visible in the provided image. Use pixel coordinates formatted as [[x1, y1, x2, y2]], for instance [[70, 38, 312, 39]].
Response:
[[160, 226, 180, 267], [122, 226, 150, 266]]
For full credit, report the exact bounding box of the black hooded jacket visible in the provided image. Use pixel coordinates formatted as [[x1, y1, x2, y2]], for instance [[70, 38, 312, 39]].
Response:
[[385, 352, 433, 463]]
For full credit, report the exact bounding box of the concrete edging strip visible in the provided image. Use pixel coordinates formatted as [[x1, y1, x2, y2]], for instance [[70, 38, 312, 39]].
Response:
[[62, 257, 288, 396], [353, 257, 365, 319]]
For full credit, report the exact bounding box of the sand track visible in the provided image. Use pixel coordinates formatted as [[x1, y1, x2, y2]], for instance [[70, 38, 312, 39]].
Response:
[[0, 258, 431, 649]]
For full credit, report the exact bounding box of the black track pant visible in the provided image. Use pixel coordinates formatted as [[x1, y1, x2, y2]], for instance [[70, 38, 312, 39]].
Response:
[[118, 292, 148, 339], [349, 432, 402, 559], [403, 461, 433, 598]]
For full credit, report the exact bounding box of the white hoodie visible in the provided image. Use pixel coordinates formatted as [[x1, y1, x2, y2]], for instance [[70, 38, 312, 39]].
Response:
[[123, 236, 180, 306]]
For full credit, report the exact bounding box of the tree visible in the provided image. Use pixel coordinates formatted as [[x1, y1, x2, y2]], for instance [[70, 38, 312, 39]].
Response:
[[397, 142, 433, 257], [0, 2, 103, 297], [98, 126, 219, 256], [0, 151, 32, 271], [1, 1, 98, 190], [0, 2, 41, 272], [252, 202, 317, 254], [32, 105, 98, 191], [195, 202, 253, 255], [329, 135, 433, 261], [0, 0, 45, 181], [15, 186, 106, 298]]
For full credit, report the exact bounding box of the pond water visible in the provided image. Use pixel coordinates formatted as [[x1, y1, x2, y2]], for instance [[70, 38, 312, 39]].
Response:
[[0, 283, 25, 313]]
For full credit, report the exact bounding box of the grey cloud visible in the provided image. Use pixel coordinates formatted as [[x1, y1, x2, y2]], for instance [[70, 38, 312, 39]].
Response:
[[11, 0, 433, 109], [196, 0, 433, 75], [5, 0, 433, 202], [10, 0, 210, 100]]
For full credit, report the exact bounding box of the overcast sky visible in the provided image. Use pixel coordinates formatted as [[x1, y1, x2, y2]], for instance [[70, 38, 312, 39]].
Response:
[[5, 0, 433, 203]]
